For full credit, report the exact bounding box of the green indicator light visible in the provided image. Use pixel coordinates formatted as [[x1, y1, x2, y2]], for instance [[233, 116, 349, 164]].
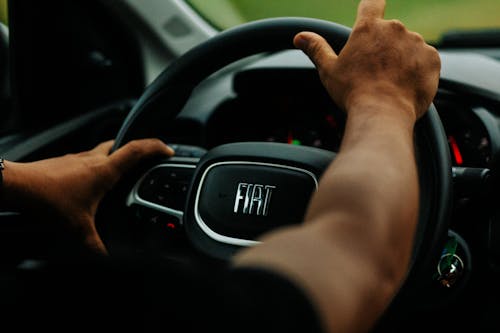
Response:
[[292, 139, 302, 146]]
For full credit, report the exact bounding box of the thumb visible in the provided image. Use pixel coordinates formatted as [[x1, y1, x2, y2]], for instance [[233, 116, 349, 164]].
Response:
[[293, 32, 338, 71]]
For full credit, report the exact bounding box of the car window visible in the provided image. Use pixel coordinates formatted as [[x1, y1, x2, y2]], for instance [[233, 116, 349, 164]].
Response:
[[187, 0, 500, 43]]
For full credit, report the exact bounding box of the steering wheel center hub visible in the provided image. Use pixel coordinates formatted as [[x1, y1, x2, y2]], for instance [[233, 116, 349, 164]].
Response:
[[195, 161, 318, 245], [184, 141, 335, 258]]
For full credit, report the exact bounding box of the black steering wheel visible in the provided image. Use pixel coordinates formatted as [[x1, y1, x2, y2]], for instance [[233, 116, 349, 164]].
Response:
[[108, 17, 452, 314]]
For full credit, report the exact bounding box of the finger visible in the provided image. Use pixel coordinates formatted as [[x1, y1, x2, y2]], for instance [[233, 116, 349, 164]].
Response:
[[109, 138, 175, 175], [91, 140, 115, 155], [294, 32, 338, 72], [356, 0, 386, 24]]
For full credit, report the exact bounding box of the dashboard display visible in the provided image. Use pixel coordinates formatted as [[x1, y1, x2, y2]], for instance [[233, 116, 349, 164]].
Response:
[[207, 90, 345, 152], [263, 113, 343, 151], [435, 98, 492, 167], [207, 72, 492, 169]]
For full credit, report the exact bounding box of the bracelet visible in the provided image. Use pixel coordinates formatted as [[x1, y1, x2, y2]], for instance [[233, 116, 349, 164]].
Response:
[[0, 158, 4, 186]]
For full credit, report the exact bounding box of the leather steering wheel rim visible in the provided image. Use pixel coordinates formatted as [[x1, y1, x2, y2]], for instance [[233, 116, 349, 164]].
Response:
[[112, 17, 452, 297]]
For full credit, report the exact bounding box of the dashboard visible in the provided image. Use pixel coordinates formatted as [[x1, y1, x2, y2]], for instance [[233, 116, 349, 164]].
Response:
[[165, 50, 500, 170], [435, 94, 496, 168], [206, 85, 496, 168]]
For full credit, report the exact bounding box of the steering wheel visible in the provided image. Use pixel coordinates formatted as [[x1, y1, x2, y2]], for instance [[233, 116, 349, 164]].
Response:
[[107, 17, 452, 318]]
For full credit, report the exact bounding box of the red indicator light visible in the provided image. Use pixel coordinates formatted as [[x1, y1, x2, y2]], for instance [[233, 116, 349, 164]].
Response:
[[167, 223, 176, 230], [448, 136, 463, 166], [287, 130, 293, 145], [325, 115, 337, 128]]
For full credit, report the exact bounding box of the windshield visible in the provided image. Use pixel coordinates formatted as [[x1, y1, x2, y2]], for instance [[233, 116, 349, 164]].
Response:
[[0, 0, 6, 25], [187, 0, 500, 43]]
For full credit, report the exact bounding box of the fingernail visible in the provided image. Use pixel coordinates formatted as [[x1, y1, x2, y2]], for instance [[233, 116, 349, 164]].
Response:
[[294, 34, 309, 49], [166, 145, 176, 156]]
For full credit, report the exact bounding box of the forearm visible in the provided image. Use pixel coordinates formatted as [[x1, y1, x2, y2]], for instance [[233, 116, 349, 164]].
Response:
[[234, 98, 419, 333], [236, 0, 439, 331], [306, 97, 419, 266]]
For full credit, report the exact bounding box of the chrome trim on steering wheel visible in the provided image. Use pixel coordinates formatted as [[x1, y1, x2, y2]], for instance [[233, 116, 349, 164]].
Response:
[[194, 161, 319, 247]]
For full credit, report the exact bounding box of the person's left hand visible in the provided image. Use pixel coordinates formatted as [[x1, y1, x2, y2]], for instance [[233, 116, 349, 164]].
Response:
[[1, 139, 174, 255]]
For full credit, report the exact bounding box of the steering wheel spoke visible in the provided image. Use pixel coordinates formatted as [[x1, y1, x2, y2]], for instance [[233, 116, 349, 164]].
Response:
[[126, 160, 197, 225]]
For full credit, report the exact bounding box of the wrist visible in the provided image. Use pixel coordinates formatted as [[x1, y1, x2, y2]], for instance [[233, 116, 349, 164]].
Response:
[[0, 160, 50, 212], [0, 160, 26, 209], [345, 88, 417, 126], [341, 94, 417, 147]]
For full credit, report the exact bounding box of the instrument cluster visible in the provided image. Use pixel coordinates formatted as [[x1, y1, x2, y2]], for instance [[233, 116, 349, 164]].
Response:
[[206, 89, 495, 168]]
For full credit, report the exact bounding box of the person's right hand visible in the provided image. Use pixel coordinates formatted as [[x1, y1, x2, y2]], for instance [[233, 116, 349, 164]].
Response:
[[293, 0, 441, 121]]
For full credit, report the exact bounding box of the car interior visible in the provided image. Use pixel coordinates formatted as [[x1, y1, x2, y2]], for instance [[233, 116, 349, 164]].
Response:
[[1, 0, 500, 332]]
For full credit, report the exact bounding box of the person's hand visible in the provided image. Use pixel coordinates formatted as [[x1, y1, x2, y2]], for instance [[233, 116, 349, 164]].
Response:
[[2, 139, 174, 255], [293, 0, 441, 121]]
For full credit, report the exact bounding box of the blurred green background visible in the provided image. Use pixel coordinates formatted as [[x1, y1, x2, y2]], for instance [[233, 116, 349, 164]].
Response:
[[188, 0, 500, 42], [0, 0, 6, 24], [0, 0, 498, 42]]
